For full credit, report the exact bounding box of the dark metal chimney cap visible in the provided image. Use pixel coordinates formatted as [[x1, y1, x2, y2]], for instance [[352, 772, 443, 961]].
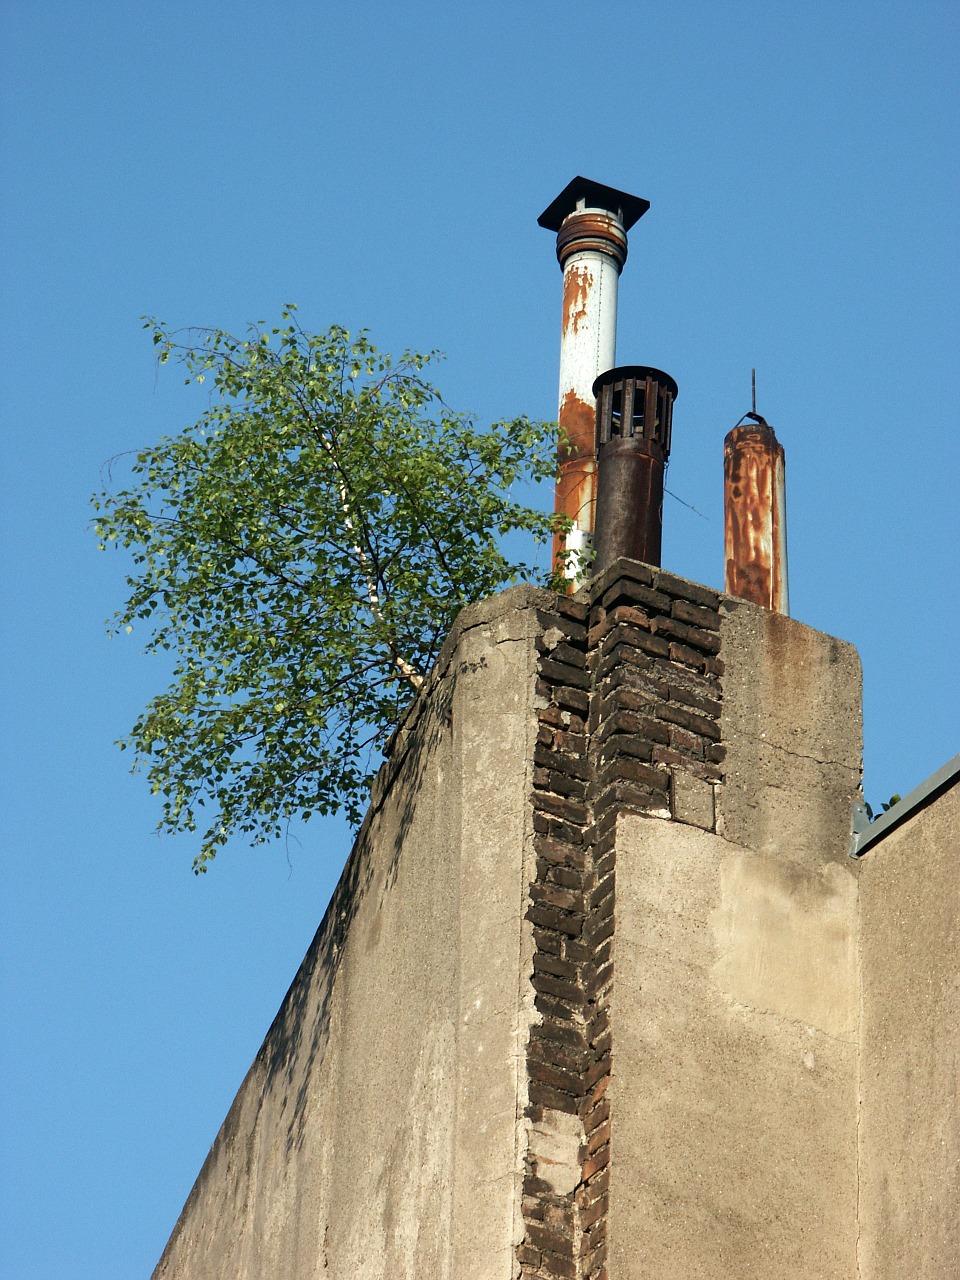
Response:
[[538, 177, 650, 232], [593, 365, 679, 401]]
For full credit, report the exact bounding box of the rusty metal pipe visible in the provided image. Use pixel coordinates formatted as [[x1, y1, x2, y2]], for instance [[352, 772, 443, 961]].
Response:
[[593, 438, 665, 570], [723, 422, 789, 613], [539, 178, 650, 586], [592, 365, 677, 573]]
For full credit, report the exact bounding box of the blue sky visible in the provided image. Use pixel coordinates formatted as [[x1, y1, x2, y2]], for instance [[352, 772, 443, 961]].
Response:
[[2, 3, 957, 1275]]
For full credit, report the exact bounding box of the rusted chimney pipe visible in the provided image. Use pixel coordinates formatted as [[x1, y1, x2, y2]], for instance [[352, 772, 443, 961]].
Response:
[[723, 419, 789, 614], [539, 178, 650, 585], [592, 366, 678, 573]]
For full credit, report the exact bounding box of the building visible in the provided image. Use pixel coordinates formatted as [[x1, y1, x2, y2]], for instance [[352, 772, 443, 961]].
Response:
[[151, 183, 958, 1279]]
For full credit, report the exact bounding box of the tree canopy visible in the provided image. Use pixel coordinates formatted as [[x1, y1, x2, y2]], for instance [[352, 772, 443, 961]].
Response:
[[94, 308, 565, 870]]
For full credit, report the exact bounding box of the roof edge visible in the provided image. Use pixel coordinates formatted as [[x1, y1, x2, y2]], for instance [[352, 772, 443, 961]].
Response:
[[851, 752, 960, 857]]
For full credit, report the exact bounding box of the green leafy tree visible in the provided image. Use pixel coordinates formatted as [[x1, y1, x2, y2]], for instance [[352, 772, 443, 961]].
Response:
[[94, 308, 565, 871]]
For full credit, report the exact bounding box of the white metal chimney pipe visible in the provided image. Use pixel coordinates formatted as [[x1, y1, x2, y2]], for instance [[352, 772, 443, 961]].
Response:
[[539, 179, 650, 586]]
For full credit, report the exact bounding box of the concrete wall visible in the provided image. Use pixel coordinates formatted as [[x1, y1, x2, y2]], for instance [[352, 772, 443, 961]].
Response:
[[151, 569, 958, 1279], [607, 602, 864, 1278], [858, 780, 960, 1279], [152, 586, 552, 1280]]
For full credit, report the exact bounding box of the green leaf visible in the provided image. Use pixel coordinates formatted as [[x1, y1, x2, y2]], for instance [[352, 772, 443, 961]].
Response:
[[94, 312, 565, 870]]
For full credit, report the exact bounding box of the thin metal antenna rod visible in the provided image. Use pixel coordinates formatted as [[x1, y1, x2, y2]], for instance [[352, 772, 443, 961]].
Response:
[[751, 368, 757, 416]]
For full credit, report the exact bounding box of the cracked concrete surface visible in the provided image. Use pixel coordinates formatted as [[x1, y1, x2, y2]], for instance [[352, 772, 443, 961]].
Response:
[[610, 818, 860, 1279], [149, 579, 956, 1279], [717, 600, 862, 869], [153, 587, 547, 1280], [608, 600, 864, 1278]]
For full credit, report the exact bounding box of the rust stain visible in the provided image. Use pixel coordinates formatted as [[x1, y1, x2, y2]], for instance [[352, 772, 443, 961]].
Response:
[[555, 457, 596, 526], [558, 388, 595, 457], [561, 263, 591, 340], [556, 212, 628, 272], [552, 457, 597, 580], [554, 391, 598, 585], [724, 424, 787, 611]]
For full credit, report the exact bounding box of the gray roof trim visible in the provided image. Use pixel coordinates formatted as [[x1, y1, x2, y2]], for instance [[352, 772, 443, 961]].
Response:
[[852, 752, 960, 858]]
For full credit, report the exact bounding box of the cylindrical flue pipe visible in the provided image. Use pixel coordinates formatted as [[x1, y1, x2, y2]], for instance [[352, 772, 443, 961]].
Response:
[[593, 366, 678, 573], [723, 420, 789, 614], [539, 178, 650, 585]]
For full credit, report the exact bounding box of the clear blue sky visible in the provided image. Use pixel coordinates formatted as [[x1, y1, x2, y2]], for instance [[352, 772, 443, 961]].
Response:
[[2, 3, 957, 1275]]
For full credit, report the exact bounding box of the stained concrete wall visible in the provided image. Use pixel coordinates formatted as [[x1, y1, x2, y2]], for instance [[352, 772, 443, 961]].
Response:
[[152, 585, 552, 1280], [607, 602, 864, 1278], [716, 600, 863, 871], [857, 779, 960, 1279], [152, 573, 957, 1278]]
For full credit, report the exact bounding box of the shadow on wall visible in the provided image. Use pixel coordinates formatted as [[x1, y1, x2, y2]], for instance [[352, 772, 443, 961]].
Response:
[[251, 664, 458, 1157]]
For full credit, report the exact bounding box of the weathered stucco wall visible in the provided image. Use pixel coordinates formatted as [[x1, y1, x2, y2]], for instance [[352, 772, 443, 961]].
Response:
[[152, 585, 552, 1280], [857, 780, 960, 1280], [716, 600, 863, 871], [607, 603, 864, 1278], [151, 563, 957, 1279]]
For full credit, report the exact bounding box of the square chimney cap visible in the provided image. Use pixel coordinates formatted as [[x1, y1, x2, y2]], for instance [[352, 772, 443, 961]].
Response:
[[538, 177, 650, 232]]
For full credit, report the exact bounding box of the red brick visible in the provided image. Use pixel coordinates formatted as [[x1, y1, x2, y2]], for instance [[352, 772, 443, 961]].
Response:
[[527, 1049, 586, 1090], [531, 1020, 589, 1051], [668, 640, 707, 670], [534, 836, 586, 867], [535, 989, 584, 1024], [532, 790, 589, 824], [597, 735, 654, 769], [578, 1159, 610, 1197], [589, 878, 615, 912], [531, 971, 584, 1006], [599, 577, 668, 613], [553, 728, 588, 754], [654, 572, 719, 610], [668, 725, 705, 757], [671, 596, 721, 630], [538, 658, 592, 690], [596, 665, 667, 706], [524, 1219, 575, 1256], [556, 597, 589, 623], [531, 880, 585, 911], [539, 639, 587, 669], [532, 927, 563, 956], [533, 766, 589, 800], [597, 755, 669, 792], [533, 950, 581, 980], [534, 744, 593, 780], [580, 1192, 607, 1231], [527, 1078, 580, 1114], [657, 701, 721, 741], [547, 862, 584, 889], [593, 782, 670, 820], [526, 904, 583, 937], [653, 614, 722, 653], [534, 815, 587, 845], [587, 914, 615, 948], [537, 704, 570, 729], [581, 1139, 610, 1181], [582, 1095, 610, 1138], [666, 681, 721, 718]]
